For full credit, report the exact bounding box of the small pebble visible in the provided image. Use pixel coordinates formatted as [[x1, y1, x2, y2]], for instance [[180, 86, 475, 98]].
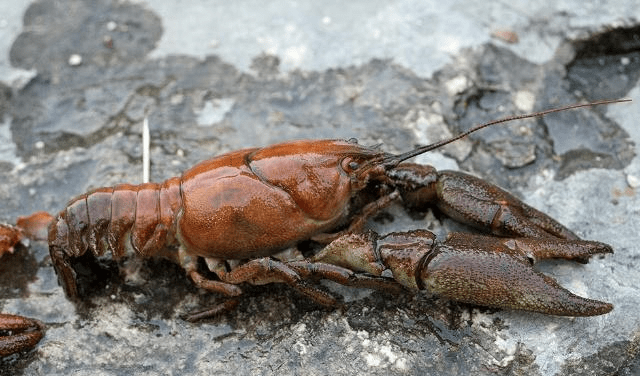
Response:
[[103, 35, 113, 49], [68, 54, 82, 66], [445, 75, 470, 96], [514, 90, 535, 112], [491, 29, 519, 44]]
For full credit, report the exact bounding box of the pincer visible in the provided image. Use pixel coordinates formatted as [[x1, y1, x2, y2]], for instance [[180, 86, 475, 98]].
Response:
[[0, 314, 44, 357], [305, 230, 612, 316]]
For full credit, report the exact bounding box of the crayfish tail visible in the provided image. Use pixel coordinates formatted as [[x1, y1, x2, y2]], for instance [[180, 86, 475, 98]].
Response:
[[47, 178, 184, 299]]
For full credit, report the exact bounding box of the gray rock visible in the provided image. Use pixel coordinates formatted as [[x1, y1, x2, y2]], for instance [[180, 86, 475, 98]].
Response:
[[1, 0, 638, 375]]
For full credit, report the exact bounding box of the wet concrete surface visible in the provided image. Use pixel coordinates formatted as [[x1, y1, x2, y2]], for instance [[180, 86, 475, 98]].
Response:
[[0, 0, 639, 375]]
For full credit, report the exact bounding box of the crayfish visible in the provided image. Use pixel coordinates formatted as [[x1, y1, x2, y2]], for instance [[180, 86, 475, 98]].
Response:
[[0, 99, 627, 357]]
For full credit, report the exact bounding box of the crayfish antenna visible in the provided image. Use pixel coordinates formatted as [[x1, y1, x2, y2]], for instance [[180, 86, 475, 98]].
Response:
[[381, 98, 632, 168]]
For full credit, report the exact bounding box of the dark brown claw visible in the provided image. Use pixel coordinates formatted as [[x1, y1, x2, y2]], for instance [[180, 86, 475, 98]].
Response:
[[0, 313, 45, 357], [434, 171, 580, 239], [423, 233, 613, 316], [391, 166, 580, 240], [310, 230, 612, 316]]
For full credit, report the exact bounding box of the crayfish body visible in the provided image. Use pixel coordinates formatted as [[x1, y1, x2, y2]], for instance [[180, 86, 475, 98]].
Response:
[[2, 99, 627, 357], [47, 138, 612, 316]]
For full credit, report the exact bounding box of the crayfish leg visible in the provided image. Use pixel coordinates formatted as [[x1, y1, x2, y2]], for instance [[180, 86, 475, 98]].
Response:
[[311, 191, 400, 244], [287, 259, 405, 294], [178, 251, 243, 297], [183, 299, 240, 322], [187, 269, 243, 296], [211, 257, 337, 306]]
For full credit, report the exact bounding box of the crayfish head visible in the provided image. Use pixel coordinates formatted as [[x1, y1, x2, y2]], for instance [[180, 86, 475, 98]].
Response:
[[249, 139, 386, 221]]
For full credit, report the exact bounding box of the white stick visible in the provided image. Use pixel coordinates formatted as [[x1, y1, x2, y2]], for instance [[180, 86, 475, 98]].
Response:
[[142, 117, 150, 183]]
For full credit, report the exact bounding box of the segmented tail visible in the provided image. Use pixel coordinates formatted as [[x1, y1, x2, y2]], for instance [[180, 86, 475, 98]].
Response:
[[48, 178, 183, 298]]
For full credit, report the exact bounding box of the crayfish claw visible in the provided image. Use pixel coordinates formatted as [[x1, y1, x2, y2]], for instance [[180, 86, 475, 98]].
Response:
[[430, 171, 582, 239], [0, 313, 45, 357], [421, 234, 613, 316]]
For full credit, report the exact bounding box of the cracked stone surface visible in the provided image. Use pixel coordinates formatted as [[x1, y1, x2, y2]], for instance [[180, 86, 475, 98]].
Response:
[[0, 0, 639, 375]]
